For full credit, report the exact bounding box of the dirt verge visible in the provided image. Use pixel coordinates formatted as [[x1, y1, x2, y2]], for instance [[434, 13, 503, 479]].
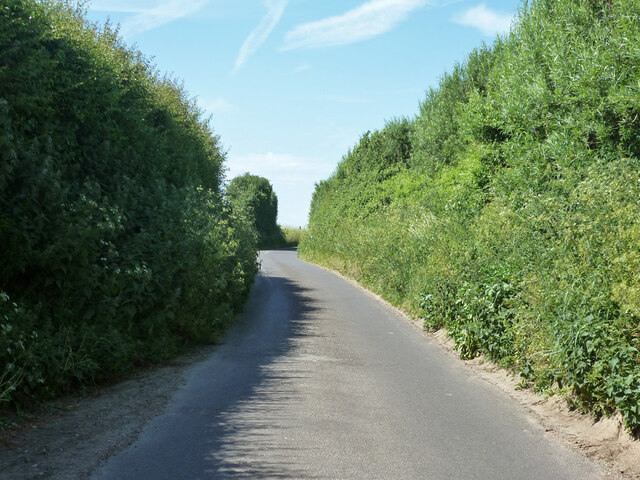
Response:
[[426, 328, 640, 480], [0, 346, 216, 480]]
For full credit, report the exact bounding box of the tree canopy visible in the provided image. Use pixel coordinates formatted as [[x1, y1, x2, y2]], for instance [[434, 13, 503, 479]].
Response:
[[226, 173, 285, 248]]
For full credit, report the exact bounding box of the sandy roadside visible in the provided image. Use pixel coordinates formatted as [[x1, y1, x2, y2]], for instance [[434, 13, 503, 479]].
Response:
[[0, 346, 216, 480], [424, 326, 640, 480]]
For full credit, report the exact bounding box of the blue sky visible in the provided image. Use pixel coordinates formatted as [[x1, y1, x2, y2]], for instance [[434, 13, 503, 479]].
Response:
[[86, 0, 521, 227]]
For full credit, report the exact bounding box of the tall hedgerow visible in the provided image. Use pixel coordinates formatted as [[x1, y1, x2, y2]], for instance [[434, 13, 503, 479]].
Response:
[[300, 0, 640, 432], [0, 1, 257, 407]]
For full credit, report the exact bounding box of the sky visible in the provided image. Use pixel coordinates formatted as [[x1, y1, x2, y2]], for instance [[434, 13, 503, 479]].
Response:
[[85, 0, 522, 227]]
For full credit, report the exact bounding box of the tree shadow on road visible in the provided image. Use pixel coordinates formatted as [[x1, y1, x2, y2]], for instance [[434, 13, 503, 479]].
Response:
[[197, 272, 325, 479]]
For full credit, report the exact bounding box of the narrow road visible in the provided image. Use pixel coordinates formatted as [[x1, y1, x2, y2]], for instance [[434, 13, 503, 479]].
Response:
[[93, 249, 606, 479]]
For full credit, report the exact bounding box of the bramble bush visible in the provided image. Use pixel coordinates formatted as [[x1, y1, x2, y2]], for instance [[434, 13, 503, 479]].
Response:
[[300, 0, 640, 432], [0, 1, 257, 407]]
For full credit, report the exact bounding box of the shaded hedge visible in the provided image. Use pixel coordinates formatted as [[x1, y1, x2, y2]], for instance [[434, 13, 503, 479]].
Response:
[[0, 1, 257, 406], [301, 0, 640, 432]]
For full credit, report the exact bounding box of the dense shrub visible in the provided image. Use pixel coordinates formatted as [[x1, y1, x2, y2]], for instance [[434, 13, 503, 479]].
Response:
[[300, 0, 640, 432], [0, 1, 257, 406], [226, 173, 286, 249], [281, 226, 306, 247]]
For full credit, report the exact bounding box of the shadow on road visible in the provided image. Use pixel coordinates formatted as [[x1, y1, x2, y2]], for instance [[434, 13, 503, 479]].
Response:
[[260, 246, 299, 252], [197, 272, 322, 479]]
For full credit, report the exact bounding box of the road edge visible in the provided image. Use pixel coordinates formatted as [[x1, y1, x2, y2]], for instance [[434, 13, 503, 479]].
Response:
[[302, 256, 640, 480]]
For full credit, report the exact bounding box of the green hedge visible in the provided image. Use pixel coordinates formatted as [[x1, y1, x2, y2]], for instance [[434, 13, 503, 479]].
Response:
[[301, 0, 640, 432], [226, 173, 286, 249], [0, 1, 257, 406]]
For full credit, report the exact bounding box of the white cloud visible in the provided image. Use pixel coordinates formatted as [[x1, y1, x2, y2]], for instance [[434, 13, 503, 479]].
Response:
[[234, 0, 289, 73], [226, 152, 335, 227], [90, 0, 209, 37], [198, 97, 234, 115], [282, 0, 428, 50], [88, 1, 155, 13], [324, 95, 371, 104], [453, 4, 514, 36], [227, 152, 330, 181], [293, 63, 312, 73]]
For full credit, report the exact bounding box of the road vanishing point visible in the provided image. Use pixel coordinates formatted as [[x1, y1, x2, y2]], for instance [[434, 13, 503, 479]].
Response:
[[93, 249, 607, 480]]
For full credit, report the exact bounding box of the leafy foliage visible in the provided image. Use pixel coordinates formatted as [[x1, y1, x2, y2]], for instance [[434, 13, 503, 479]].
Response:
[[281, 226, 307, 247], [0, 1, 257, 407], [226, 173, 285, 249], [300, 0, 640, 432]]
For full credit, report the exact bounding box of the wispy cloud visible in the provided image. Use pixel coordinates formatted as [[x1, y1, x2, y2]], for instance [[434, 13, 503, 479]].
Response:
[[88, 1, 155, 13], [452, 4, 514, 36], [232, 152, 300, 172], [234, 0, 289, 73], [293, 63, 312, 74], [89, 0, 209, 37], [324, 95, 371, 104], [282, 0, 428, 51], [226, 151, 335, 226], [198, 97, 234, 115], [226, 152, 333, 192]]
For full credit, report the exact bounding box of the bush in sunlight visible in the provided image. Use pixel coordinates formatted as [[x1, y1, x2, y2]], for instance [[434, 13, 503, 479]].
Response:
[[300, 0, 640, 433], [281, 226, 307, 247]]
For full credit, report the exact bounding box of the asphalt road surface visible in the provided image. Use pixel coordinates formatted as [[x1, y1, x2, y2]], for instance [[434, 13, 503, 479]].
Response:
[[93, 249, 607, 480]]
